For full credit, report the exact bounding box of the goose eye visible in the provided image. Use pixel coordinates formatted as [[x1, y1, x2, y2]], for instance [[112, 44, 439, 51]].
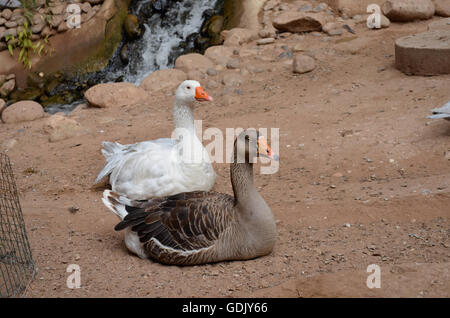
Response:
[[187, 86, 191, 90]]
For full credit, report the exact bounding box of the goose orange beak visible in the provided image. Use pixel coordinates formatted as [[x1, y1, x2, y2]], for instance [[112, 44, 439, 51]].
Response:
[[195, 86, 213, 102], [257, 136, 279, 161]]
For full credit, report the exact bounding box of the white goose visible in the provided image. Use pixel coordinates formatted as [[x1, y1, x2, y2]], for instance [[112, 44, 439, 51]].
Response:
[[95, 80, 216, 200]]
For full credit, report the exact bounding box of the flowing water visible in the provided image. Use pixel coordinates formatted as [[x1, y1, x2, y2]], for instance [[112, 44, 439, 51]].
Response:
[[123, 0, 219, 84], [45, 0, 221, 113]]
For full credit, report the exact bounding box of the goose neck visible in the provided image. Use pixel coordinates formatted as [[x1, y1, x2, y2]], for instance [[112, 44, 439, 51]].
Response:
[[173, 100, 195, 132], [231, 161, 256, 203]]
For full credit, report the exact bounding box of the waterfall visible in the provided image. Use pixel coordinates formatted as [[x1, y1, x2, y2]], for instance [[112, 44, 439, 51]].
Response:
[[45, 0, 221, 114], [118, 0, 219, 84]]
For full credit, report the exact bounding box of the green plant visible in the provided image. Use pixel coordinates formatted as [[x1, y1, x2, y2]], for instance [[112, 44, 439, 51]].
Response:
[[5, 22, 49, 69], [5, 0, 51, 69]]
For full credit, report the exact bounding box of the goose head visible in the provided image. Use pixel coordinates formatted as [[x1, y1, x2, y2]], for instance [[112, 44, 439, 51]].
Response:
[[175, 80, 213, 105], [234, 130, 280, 164]]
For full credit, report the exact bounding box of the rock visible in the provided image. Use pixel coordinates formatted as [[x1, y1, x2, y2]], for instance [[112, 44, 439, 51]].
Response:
[[1, 101, 44, 124], [293, 54, 316, 73], [322, 22, 342, 35], [259, 28, 276, 38], [428, 18, 450, 31], [50, 15, 64, 28], [382, 0, 435, 22], [395, 30, 450, 75], [222, 72, 243, 87], [0, 79, 15, 98], [4, 28, 17, 38], [292, 43, 306, 52], [1, 9, 12, 20], [43, 114, 86, 142], [257, 37, 275, 45], [85, 83, 149, 108], [174, 53, 214, 74], [327, 29, 342, 36], [279, 32, 292, 38], [434, 0, 450, 17], [57, 20, 69, 33], [273, 12, 330, 33], [81, 2, 93, 13], [41, 26, 55, 38], [4, 21, 17, 28], [124, 14, 141, 40], [201, 15, 224, 45], [204, 45, 235, 66], [50, 4, 66, 15], [119, 43, 129, 64], [226, 58, 240, 69], [222, 28, 258, 46], [207, 68, 218, 76], [32, 21, 46, 33]]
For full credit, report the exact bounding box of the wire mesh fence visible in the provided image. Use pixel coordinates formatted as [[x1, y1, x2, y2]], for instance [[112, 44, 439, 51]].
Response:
[[0, 153, 35, 297]]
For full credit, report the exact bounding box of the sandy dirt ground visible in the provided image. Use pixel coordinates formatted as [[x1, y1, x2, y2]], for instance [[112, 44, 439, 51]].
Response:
[[0, 17, 449, 298]]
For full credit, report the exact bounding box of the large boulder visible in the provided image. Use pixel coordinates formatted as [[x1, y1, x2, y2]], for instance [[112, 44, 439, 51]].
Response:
[[433, 0, 450, 17], [382, 0, 435, 22], [395, 30, 450, 75], [174, 53, 214, 74], [273, 12, 330, 33], [85, 82, 148, 108], [1, 100, 44, 123], [139, 69, 187, 92]]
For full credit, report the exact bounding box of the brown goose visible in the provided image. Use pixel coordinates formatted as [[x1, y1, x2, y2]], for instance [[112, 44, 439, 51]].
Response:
[[102, 129, 279, 265]]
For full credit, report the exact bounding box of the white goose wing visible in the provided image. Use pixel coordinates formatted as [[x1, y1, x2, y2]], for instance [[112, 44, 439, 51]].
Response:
[[94, 138, 175, 183], [98, 137, 215, 200]]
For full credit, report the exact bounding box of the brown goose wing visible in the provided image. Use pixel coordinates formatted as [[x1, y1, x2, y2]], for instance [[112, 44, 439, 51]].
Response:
[[114, 191, 236, 252]]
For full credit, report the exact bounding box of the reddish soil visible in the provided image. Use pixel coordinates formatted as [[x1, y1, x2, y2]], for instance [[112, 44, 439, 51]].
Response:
[[1, 18, 449, 297]]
